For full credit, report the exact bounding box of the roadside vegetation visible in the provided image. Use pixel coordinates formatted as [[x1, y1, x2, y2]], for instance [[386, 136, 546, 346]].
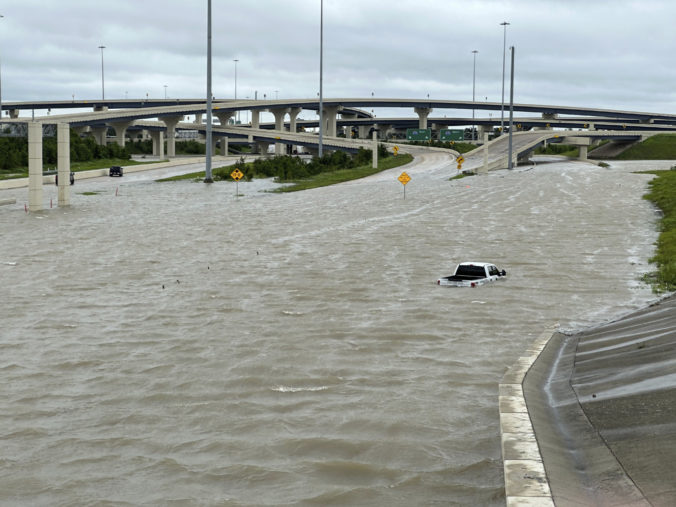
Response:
[[616, 134, 676, 160], [0, 130, 132, 179], [157, 145, 413, 192], [642, 167, 676, 292], [407, 140, 476, 153]]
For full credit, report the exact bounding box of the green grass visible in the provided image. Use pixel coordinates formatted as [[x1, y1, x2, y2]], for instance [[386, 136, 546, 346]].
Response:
[[642, 168, 676, 292], [616, 134, 676, 160], [155, 164, 233, 182], [274, 154, 413, 192]]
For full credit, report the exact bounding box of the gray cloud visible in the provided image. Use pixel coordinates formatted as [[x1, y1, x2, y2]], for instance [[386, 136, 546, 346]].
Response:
[[2, 0, 675, 115]]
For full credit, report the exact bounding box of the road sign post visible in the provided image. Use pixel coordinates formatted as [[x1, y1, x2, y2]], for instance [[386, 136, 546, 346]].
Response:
[[231, 168, 243, 197], [398, 171, 410, 199]]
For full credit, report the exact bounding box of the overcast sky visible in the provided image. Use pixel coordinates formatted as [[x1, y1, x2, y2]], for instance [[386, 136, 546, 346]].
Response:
[[2, 0, 675, 117]]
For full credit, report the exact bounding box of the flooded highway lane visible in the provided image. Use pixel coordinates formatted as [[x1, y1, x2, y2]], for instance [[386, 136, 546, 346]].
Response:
[[0, 153, 665, 505]]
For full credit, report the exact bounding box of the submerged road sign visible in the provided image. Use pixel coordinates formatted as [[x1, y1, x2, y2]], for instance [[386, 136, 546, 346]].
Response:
[[398, 171, 411, 185], [231, 169, 243, 181]]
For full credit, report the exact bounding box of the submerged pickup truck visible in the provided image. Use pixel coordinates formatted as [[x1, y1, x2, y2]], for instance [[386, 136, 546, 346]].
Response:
[[437, 262, 507, 287]]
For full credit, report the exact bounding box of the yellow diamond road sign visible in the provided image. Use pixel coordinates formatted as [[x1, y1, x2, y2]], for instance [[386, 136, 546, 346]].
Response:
[[231, 169, 244, 181], [456, 155, 465, 164], [398, 172, 411, 185]]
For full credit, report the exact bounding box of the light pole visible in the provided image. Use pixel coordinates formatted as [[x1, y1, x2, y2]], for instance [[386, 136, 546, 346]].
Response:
[[0, 14, 4, 120], [318, 0, 324, 157], [507, 46, 515, 170], [98, 45, 106, 100], [205, 0, 213, 182], [164, 84, 167, 99], [500, 21, 509, 135], [472, 49, 478, 141], [233, 59, 238, 124]]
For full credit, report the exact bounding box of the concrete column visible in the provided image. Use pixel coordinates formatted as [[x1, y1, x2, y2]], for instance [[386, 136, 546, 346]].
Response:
[[57, 123, 71, 207], [414, 107, 432, 129], [579, 145, 588, 161], [257, 141, 271, 156], [341, 113, 358, 138], [94, 106, 109, 112], [221, 136, 228, 156], [194, 113, 203, 124], [251, 109, 260, 129], [108, 120, 133, 147], [215, 111, 234, 127], [9, 109, 19, 119], [322, 105, 342, 137], [376, 124, 391, 139], [288, 107, 302, 132], [162, 116, 183, 158], [150, 130, 165, 159], [91, 126, 107, 146], [358, 125, 367, 139], [271, 108, 288, 155], [28, 122, 43, 212], [372, 129, 379, 168]]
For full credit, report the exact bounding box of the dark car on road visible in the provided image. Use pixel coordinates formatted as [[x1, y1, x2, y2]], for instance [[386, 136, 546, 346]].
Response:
[[109, 166, 123, 177]]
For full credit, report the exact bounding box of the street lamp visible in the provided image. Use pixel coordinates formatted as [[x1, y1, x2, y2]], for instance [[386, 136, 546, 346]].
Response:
[[500, 21, 510, 135], [0, 14, 4, 120], [318, 0, 324, 157], [507, 46, 515, 170], [98, 45, 106, 100], [205, 0, 213, 183], [472, 49, 478, 141], [233, 59, 238, 123]]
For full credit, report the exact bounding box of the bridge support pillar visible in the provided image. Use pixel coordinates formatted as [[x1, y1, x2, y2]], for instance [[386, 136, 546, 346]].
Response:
[[414, 107, 432, 129], [220, 136, 228, 156], [215, 111, 234, 127], [28, 122, 43, 212], [109, 120, 133, 147], [251, 109, 260, 129], [341, 113, 358, 138], [256, 141, 271, 156], [270, 108, 289, 155], [162, 116, 183, 158], [372, 128, 379, 169], [322, 105, 342, 137], [358, 125, 367, 139], [150, 131, 165, 159], [194, 113, 203, 124], [9, 109, 19, 119], [57, 123, 71, 207], [91, 126, 107, 146], [579, 145, 588, 161], [288, 107, 302, 132]]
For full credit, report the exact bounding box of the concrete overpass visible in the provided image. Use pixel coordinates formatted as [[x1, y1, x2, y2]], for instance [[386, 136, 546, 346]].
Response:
[[6, 96, 676, 211]]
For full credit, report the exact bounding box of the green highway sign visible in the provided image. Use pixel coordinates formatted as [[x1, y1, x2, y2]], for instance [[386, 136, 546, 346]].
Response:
[[406, 128, 431, 141], [439, 129, 464, 141]]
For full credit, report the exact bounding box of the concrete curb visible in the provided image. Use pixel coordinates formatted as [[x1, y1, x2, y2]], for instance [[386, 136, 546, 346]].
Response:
[[0, 155, 228, 191], [499, 325, 558, 506]]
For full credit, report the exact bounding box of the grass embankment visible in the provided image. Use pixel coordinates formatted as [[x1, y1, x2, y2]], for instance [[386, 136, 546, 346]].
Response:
[[156, 154, 414, 190], [616, 134, 676, 160], [643, 169, 676, 292], [275, 154, 413, 192], [408, 140, 476, 153]]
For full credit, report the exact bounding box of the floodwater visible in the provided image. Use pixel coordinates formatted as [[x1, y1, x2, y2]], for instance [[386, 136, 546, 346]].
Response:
[[0, 152, 665, 505]]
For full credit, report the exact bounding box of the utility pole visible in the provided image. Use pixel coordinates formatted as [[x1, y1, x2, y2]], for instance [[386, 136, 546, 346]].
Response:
[[507, 46, 515, 170]]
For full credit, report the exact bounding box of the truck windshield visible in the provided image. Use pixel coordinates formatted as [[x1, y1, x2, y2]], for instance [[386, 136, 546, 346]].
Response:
[[456, 265, 487, 277]]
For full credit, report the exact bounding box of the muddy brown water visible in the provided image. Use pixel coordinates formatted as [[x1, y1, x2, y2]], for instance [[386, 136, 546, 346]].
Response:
[[0, 153, 663, 505]]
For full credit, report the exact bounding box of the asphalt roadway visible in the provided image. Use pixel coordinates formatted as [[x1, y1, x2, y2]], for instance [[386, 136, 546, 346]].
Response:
[[524, 294, 676, 506]]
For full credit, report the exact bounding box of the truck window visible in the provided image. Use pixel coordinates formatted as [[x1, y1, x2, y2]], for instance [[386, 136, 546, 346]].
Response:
[[489, 266, 499, 276]]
